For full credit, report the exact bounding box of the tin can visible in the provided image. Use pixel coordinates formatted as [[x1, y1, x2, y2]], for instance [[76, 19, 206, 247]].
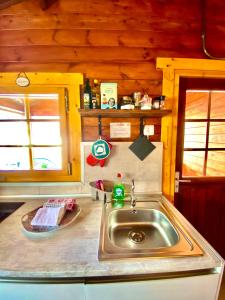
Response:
[[133, 92, 142, 107]]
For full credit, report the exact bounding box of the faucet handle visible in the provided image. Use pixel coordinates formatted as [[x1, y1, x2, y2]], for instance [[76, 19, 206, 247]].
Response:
[[131, 197, 136, 208], [130, 179, 136, 209], [104, 193, 107, 205]]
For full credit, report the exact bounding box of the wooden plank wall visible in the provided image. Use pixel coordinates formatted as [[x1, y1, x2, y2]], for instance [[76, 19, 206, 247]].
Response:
[[81, 117, 161, 142], [0, 0, 225, 141]]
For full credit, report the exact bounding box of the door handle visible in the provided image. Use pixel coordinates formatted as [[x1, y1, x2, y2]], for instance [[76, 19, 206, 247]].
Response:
[[178, 179, 192, 183], [175, 172, 191, 192]]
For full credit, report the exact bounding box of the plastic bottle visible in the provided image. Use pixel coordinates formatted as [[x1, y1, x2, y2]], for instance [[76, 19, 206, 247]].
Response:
[[83, 78, 92, 109], [112, 173, 125, 207]]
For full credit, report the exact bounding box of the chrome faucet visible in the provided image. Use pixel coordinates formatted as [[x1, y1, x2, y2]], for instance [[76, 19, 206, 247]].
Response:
[[130, 179, 136, 209]]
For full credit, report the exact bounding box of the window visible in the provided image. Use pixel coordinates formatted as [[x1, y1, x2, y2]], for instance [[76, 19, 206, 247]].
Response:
[[183, 90, 225, 177], [0, 87, 72, 181], [0, 72, 82, 182], [0, 90, 64, 169]]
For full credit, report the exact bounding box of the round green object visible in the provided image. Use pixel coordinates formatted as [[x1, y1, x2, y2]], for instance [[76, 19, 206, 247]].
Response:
[[91, 139, 110, 160]]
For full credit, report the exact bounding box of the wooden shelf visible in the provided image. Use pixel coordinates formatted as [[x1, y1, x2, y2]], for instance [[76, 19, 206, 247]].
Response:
[[78, 108, 171, 118]]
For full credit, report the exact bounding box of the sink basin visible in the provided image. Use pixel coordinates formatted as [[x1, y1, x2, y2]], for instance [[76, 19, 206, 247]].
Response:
[[98, 199, 203, 260], [108, 209, 179, 249]]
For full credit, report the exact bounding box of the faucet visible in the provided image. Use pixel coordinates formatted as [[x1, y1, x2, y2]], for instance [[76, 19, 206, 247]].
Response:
[[130, 179, 136, 209]]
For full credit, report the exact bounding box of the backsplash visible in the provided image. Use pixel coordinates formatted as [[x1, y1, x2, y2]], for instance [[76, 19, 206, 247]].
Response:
[[81, 142, 162, 194], [0, 142, 162, 196]]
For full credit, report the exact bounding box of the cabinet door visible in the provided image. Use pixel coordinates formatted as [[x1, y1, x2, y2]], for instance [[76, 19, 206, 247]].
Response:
[[85, 274, 220, 300], [0, 283, 85, 300]]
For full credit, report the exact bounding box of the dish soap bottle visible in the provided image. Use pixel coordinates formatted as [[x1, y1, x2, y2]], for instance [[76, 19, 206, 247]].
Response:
[[112, 173, 125, 207]]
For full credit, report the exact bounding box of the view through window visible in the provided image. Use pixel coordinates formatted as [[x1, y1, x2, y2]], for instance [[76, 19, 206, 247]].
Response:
[[0, 93, 63, 171], [183, 90, 225, 177]]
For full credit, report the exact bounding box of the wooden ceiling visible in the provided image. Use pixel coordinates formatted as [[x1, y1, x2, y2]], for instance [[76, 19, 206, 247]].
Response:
[[0, 0, 25, 10], [0, 0, 225, 96], [0, 0, 57, 10]]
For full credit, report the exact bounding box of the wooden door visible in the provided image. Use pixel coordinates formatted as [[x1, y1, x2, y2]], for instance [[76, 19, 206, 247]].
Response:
[[174, 78, 225, 258]]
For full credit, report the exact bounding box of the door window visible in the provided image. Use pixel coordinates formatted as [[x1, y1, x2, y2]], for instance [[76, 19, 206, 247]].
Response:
[[183, 90, 225, 177]]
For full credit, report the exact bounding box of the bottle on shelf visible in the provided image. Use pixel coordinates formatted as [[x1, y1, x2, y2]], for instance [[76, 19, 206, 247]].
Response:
[[91, 79, 100, 109], [83, 78, 92, 109], [112, 173, 125, 207]]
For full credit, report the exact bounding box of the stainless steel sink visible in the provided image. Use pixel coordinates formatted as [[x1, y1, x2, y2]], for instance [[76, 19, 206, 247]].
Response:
[[108, 209, 179, 249], [98, 199, 203, 260]]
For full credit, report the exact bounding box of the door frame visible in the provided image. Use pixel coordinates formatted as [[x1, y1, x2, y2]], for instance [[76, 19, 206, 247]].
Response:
[[156, 57, 225, 202]]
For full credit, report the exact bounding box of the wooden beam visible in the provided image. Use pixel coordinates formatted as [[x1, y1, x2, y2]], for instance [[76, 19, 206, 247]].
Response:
[[157, 57, 225, 72], [40, 0, 58, 10], [0, 0, 25, 9]]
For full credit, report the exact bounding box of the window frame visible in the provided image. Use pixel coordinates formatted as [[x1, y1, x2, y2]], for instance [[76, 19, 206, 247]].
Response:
[[0, 73, 82, 182]]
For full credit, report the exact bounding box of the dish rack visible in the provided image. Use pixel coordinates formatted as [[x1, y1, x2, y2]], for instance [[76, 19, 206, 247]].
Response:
[[89, 180, 131, 201]]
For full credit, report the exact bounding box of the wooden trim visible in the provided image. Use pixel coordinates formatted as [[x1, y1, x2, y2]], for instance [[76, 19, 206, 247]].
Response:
[[156, 57, 225, 202], [157, 57, 225, 71], [0, 73, 83, 182], [78, 108, 171, 118], [184, 148, 225, 151], [204, 91, 212, 175], [185, 119, 225, 122], [175, 77, 186, 184], [173, 177, 225, 183]]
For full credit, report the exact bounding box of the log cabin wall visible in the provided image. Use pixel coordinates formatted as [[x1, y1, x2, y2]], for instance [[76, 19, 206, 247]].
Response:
[[0, 0, 225, 142], [82, 117, 161, 142]]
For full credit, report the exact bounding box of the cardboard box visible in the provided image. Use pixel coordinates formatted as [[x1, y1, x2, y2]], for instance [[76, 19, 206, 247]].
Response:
[[100, 83, 117, 109]]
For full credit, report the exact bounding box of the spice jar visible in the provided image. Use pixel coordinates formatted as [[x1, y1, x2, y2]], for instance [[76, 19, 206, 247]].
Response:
[[152, 95, 165, 109]]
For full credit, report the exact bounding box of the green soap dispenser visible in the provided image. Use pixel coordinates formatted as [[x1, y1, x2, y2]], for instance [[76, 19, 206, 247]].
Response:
[[112, 173, 125, 207]]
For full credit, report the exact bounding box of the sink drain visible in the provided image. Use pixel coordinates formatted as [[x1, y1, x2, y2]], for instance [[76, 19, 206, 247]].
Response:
[[128, 230, 145, 243]]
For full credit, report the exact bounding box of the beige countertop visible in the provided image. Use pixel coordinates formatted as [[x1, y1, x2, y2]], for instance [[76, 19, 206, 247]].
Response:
[[0, 196, 223, 281]]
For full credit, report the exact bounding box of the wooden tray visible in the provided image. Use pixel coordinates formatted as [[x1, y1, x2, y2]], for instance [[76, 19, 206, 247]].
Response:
[[21, 205, 81, 235]]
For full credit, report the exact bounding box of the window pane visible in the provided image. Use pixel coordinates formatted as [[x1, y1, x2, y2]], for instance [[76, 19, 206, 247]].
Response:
[[185, 91, 209, 119], [0, 122, 29, 145], [0, 94, 25, 119], [209, 122, 225, 148], [30, 122, 61, 145], [211, 91, 225, 119], [182, 151, 205, 177], [184, 122, 207, 148], [207, 151, 225, 176], [0, 147, 30, 170], [29, 94, 60, 120], [32, 147, 62, 170]]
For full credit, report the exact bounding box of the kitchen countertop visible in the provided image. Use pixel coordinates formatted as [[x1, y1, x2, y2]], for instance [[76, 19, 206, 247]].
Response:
[[0, 195, 223, 281]]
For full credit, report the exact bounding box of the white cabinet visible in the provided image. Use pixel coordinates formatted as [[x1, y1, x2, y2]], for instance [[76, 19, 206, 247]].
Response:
[[0, 273, 221, 300], [0, 282, 85, 300], [85, 274, 220, 300]]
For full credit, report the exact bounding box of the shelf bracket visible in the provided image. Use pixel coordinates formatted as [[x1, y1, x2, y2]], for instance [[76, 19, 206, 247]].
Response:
[[98, 115, 102, 138]]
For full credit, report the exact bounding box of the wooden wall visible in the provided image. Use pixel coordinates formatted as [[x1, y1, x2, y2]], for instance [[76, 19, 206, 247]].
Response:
[[81, 117, 161, 142], [1, 0, 225, 98]]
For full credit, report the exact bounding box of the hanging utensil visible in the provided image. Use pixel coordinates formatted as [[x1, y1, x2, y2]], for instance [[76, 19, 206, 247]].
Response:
[[91, 115, 111, 160], [129, 117, 156, 161]]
